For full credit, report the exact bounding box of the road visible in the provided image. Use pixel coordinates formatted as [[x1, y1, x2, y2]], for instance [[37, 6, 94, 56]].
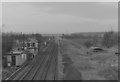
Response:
[[5, 41, 58, 80]]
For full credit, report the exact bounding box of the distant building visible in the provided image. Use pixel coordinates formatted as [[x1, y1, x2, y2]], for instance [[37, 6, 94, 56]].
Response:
[[7, 51, 27, 66], [13, 38, 39, 56], [24, 38, 38, 56], [6, 38, 39, 67]]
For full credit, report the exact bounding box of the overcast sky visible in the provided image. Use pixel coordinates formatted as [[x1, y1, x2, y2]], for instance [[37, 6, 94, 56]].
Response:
[[2, 2, 118, 34]]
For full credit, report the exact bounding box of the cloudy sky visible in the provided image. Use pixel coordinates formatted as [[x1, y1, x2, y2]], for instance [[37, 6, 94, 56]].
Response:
[[2, 2, 118, 34]]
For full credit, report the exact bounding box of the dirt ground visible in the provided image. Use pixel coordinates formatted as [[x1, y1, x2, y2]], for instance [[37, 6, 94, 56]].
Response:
[[60, 38, 118, 80]]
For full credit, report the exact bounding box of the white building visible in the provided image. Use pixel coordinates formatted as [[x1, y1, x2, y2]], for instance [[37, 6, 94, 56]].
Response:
[[7, 51, 27, 66]]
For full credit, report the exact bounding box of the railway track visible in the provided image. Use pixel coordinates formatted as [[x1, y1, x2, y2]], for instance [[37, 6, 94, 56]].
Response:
[[5, 42, 58, 80], [35, 43, 58, 80]]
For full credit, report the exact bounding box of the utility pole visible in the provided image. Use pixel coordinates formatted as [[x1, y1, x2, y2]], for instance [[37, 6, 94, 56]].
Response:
[[36, 33, 41, 55], [21, 32, 25, 50], [110, 25, 114, 32]]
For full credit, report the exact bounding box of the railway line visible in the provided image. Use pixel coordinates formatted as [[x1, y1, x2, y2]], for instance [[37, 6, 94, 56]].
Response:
[[5, 41, 58, 80]]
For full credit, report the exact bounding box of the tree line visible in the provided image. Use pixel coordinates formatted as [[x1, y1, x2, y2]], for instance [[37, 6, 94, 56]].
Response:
[[62, 31, 118, 48]]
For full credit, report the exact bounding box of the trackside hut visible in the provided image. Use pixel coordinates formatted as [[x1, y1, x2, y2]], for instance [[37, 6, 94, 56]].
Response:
[[7, 51, 27, 66]]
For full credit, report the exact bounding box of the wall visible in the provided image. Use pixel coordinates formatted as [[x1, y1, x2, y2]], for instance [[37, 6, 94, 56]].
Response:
[[7, 56, 11, 62], [16, 54, 27, 66]]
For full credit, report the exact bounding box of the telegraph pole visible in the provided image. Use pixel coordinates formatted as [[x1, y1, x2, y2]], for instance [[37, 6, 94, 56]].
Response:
[[21, 32, 25, 50], [35, 33, 41, 55]]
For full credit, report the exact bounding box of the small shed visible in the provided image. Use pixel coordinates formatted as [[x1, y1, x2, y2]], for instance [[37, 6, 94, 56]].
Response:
[[115, 49, 119, 56], [90, 47, 104, 52], [7, 51, 27, 67]]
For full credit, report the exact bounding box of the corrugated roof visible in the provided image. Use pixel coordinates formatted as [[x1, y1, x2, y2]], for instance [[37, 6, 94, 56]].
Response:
[[26, 38, 38, 43], [7, 50, 23, 55]]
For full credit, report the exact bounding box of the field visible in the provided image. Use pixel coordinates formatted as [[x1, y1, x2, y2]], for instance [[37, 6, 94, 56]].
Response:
[[60, 38, 118, 80]]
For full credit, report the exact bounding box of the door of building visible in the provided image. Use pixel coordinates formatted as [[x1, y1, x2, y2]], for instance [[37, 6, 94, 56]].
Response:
[[11, 56, 16, 65]]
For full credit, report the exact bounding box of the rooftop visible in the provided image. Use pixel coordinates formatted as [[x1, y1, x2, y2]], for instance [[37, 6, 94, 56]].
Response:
[[8, 50, 24, 55], [26, 38, 38, 43]]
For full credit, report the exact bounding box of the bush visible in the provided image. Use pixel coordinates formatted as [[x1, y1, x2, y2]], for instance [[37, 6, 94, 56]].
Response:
[[101, 31, 118, 48], [84, 40, 93, 48]]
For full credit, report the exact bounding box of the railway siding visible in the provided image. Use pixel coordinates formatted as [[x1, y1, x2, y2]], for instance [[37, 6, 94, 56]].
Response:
[[4, 42, 58, 80]]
